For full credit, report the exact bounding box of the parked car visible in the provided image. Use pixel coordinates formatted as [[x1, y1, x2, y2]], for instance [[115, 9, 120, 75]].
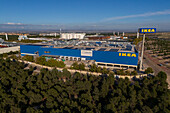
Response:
[[158, 64, 163, 66]]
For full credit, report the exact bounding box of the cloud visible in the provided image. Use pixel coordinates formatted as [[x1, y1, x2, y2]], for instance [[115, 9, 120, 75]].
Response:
[[5, 22, 24, 25], [104, 10, 170, 21]]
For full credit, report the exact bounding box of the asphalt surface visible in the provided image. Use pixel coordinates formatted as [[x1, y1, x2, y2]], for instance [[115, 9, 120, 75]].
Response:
[[144, 53, 163, 74], [144, 52, 170, 89], [137, 42, 170, 88]]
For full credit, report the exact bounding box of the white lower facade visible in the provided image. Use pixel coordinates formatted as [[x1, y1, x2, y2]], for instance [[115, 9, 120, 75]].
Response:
[[95, 62, 137, 69]]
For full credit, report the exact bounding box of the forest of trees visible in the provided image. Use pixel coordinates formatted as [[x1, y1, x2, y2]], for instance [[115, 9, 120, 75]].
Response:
[[0, 58, 169, 113]]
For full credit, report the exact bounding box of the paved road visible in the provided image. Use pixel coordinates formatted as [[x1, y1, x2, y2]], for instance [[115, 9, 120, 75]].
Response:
[[137, 42, 170, 88], [144, 53, 163, 74], [144, 52, 170, 88]]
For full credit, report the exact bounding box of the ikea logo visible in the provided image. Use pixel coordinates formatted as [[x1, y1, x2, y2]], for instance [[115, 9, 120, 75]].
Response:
[[139, 28, 156, 33], [119, 53, 136, 57]]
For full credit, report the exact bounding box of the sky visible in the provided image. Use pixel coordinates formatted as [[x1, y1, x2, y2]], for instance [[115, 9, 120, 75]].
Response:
[[0, 0, 170, 31]]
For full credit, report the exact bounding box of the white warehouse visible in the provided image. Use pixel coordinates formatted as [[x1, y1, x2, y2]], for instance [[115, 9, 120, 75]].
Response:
[[60, 33, 86, 39]]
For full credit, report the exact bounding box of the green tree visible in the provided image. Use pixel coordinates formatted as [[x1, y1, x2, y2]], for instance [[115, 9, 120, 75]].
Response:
[[79, 63, 85, 70], [22, 55, 34, 62], [144, 67, 153, 74], [36, 56, 46, 65], [131, 70, 137, 75], [3, 53, 8, 58]]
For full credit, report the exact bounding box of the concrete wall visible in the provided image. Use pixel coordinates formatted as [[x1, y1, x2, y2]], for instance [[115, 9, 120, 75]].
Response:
[[19, 60, 147, 79]]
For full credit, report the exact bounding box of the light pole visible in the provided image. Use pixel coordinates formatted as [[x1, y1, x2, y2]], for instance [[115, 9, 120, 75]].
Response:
[[140, 33, 145, 71]]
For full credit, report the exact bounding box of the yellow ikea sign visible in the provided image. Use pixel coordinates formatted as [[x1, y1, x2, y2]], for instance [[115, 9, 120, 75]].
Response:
[[139, 28, 156, 33], [119, 53, 136, 57]]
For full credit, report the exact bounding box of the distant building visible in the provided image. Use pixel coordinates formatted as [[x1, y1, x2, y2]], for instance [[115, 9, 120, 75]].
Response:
[[110, 36, 121, 40], [29, 38, 53, 41], [39, 33, 59, 37], [18, 35, 28, 41], [85, 35, 111, 40], [110, 36, 128, 40], [60, 33, 86, 39], [0, 38, 4, 43], [122, 37, 128, 39]]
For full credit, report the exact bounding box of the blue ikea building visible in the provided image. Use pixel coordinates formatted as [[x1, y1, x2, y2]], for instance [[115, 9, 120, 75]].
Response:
[[20, 44, 139, 69]]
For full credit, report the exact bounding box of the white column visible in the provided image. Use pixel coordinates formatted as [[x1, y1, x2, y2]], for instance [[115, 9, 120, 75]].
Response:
[[137, 32, 139, 38], [5, 33, 8, 40], [123, 32, 125, 36], [113, 32, 115, 35], [140, 34, 145, 70]]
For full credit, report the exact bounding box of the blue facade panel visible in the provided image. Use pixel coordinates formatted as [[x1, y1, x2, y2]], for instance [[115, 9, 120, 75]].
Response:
[[20, 45, 42, 55], [20, 45, 138, 66], [39, 48, 81, 57], [93, 51, 138, 65]]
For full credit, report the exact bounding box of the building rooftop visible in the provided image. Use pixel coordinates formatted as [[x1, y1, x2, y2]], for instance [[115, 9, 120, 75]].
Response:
[[22, 40, 137, 53]]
